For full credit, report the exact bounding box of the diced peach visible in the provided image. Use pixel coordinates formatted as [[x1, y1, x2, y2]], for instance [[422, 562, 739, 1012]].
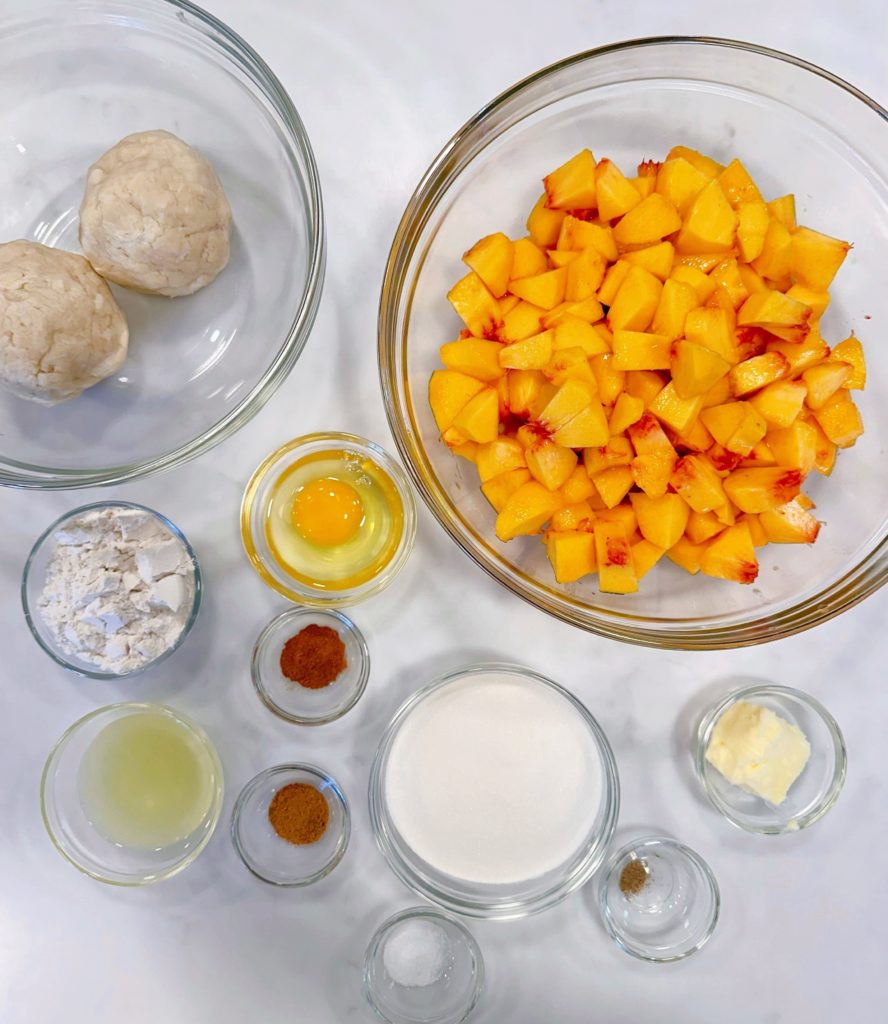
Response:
[[606, 266, 662, 332], [549, 317, 608, 357], [701, 401, 767, 456], [609, 392, 646, 435], [812, 391, 863, 448], [498, 300, 545, 342], [751, 217, 793, 284], [592, 465, 634, 509], [630, 492, 691, 549], [829, 336, 865, 390], [448, 272, 502, 337], [790, 227, 851, 290], [538, 378, 595, 431], [583, 436, 633, 475], [623, 241, 675, 282], [507, 369, 544, 419], [632, 539, 666, 580], [546, 530, 597, 583], [595, 158, 642, 220], [597, 260, 631, 304], [803, 361, 851, 410], [509, 267, 567, 310], [612, 329, 671, 371], [463, 232, 514, 297], [651, 279, 699, 340], [440, 338, 504, 382], [671, 340, 731, 399], [670, 264, 716, 303], [495, 481, 563, 541], [736, 200, 769, 262], [564, 248, 607, 302], [499, 330, 554, 370], [729, 352, 790, 397], [481, 468, 532, 512], [759, 498, 821, 544], [527, 194, 566, 248], [594, 521, 638, 594], [655, 157, 709, 216], [686, 510, 725, 544], [767, 330, 830, 377], [700, 522, 759, 584], [590, 353, 626, 405], [511, 236, 549, 279], [544, 149, 597, 210], [737, 289, 811, 339], [670, 454, 728, 512], [747, 380, 808, 428], [768, 194, 796, 230], [785, 284, 830, 320], [551, 500, 595, 532], [708, 258, 749, 310], [525, 439, 577, 491], [649, 381, 704, 434], [543, 347, 596, 388], [717, 159, 763, 207], [684, 307, 738, 364], [723, 467, 803, 513], [612, 193, 682, 247], [667, 535, 707, 574], [767, 420, 818, 474], [476, 437, 527, 483], [628, 413, 678, 498], [625, 369, 667, 406], [675, 180, 737, 254], [560, 465, 596, 505], [451, 387, 499, 443], [666, 145, 723, 179], [556, 216, 618, 260], [552, 401, 610, 448], [429, 370, 485, 432]]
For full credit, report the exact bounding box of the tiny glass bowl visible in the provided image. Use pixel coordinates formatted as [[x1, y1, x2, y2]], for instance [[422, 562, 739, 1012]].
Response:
[[364, 907, 484, 1024], [241, 432, 417, 607], [369, 663, 620, 920], [231, 763, 350, 885], [251, 607, 370, 725], [695, 684, 847, 835], [22, 501, 202, 680], [41, 702, 224, 886], [598, 836, 720, 963]]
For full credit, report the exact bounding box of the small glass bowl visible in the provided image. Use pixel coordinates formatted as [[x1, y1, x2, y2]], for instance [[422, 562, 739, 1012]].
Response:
[[369, 663, 620, 920], [251, 607, 370, 725], [231, 764, 350, 885], [364, 907, 484, 1024], [240, 432, 417, 607], [22, 501, 202, 680], [41, 702, 224, 886], [598, 836, 720, 963], [695, 684, 847, 835]]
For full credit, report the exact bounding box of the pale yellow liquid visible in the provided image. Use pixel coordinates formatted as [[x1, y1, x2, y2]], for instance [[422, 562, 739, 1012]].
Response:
[[78, 710, 217, 850]]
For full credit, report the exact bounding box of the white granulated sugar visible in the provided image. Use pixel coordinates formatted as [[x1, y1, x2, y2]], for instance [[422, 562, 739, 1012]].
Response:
[[382, 919, 451, 988], [38, 507, 195, 674], [384, 673, 602, 885]]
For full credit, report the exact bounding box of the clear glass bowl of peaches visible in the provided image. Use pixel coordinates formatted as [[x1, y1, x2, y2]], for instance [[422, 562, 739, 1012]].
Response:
[[379, 38, 888, 650]]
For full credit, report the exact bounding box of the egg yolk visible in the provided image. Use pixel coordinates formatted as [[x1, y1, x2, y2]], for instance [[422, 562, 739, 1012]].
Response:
[[291, 477, 365, 547]]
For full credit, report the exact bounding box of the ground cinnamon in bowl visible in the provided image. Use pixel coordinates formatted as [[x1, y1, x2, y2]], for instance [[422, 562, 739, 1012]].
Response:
[[280, 623, 347, 689], [268, 782, 330, 845]]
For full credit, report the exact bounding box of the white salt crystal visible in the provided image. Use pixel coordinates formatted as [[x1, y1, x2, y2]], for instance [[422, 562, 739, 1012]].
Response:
[[382, 919, 450, 988]]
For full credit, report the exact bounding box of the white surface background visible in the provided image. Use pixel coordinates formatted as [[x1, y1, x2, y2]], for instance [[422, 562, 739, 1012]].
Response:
[[1, 1, 886, 1021]]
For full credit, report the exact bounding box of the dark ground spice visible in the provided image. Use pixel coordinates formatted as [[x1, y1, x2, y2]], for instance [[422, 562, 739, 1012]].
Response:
[[280, 623, 347, 689]]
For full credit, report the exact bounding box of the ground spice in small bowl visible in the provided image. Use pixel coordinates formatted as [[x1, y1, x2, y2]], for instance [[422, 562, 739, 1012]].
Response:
[[280, 623, 347, 689], [619, 857, 649, 896], [268, 782, 330, 845]]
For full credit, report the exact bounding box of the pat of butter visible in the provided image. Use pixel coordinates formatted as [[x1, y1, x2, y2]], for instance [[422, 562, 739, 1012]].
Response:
[[705, 701, 811, 806]]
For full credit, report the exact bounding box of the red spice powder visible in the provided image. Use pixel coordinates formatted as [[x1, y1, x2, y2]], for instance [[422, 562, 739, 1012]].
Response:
[[280, 624, 347, 689]]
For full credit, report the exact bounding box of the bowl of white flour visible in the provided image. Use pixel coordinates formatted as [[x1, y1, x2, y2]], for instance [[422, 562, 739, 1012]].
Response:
[[22, 502, 200, 678], [369, 664, 620, 920]]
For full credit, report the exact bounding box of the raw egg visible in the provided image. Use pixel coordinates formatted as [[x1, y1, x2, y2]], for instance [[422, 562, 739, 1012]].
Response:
[[292, 478, 365, 547]]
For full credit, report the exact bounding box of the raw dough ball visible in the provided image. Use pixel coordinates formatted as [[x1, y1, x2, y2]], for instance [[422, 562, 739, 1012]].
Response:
[[0, 240, 129, 404], [79, 129, 232, 298]]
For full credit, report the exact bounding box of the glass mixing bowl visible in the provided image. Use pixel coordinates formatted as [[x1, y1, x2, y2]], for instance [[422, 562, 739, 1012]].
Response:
[[0, 0, 324, 488], [379, 38, 888, 649]]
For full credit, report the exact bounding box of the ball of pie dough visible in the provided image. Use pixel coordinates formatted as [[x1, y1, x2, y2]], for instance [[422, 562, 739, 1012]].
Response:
[[79, 129, 232, 298], [0, 240, 129, 404]]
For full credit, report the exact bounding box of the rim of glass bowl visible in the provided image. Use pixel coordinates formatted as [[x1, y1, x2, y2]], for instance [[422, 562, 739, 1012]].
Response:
[[368, 662, 621, 920], [250, 607, 371, 725], [597, 835, 720, 963], [0, 0, 325, 490], [377, 36, 888, 650], [40, 701, 224, 886], [362, 906, 485, 1024], [694, 684, 848, 835], [240, 432, 418, 607], [230, 762, 351, 886], [21, 500, 202, 680]]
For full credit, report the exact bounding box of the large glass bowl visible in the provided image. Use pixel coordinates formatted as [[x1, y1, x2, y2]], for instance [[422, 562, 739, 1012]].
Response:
[[0, 0, 324, 488], [379, 38, 888, 649]]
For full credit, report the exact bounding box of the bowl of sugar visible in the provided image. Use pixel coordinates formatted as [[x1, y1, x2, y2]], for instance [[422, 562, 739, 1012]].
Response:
[[368, 663, 620, 920]]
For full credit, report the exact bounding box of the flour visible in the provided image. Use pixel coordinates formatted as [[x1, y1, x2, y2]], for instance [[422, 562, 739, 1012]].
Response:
[[38, 506, 196, 674]]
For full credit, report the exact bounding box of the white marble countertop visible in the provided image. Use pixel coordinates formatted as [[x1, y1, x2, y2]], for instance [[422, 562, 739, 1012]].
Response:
[[1, 1, 886, 1021]]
